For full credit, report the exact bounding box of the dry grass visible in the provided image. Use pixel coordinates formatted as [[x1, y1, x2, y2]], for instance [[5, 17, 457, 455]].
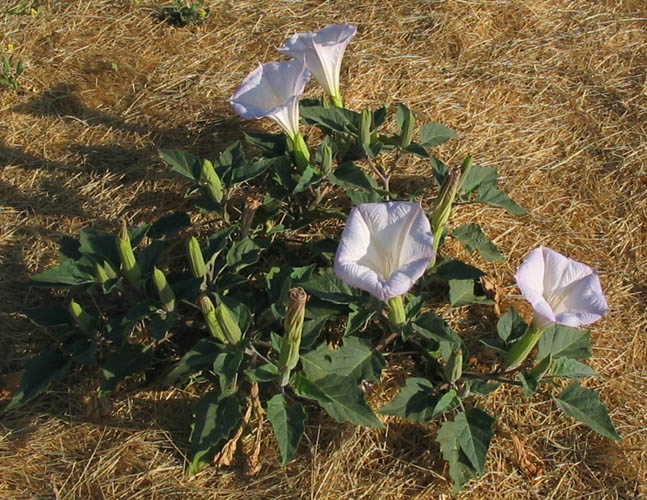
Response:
[[1, 0, 646, 498]]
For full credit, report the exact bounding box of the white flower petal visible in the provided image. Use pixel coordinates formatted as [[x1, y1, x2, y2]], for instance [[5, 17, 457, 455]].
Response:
[[514, 246, 546, 296], [334, 202, 435, 302], [229, 61, 309, 137]]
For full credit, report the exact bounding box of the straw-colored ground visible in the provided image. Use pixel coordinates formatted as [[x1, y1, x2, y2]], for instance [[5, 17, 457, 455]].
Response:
[[1, 0, 646, 498]]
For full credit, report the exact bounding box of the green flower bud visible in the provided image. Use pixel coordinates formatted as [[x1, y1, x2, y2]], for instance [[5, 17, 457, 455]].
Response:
[[117, 219, 141, 288], [201, 158, 223, 203], [93, 261, 110, 284], [320, 140, 334, 175], [199, 295, 226, 343], [187, 236, 206, 279], [215, 303, 242, 345], [360, 108, 372, 152], [68, 299, 96, 335], [152, 267, 175, 313], [278, 287, 307, 386], [397, 104, 415, 148], [444, 349, 463, 384]]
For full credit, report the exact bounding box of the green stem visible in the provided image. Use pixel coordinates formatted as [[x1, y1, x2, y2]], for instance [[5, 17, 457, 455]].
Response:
[[290, 133, 310, 172], [331, 93, 343, 108], [504, 323, 545, 371], [388, 296, 406, 326]]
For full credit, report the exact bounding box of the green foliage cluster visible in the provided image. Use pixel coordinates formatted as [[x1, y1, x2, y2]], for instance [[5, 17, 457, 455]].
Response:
[[154, 0, 209, 27], [0, 53, 24, 90], [5, 98, 619, 491]]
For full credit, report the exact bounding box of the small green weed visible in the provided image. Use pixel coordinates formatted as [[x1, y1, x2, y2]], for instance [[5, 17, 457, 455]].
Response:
[[155, 1, 209, 27], [0, 53, 24, 90]]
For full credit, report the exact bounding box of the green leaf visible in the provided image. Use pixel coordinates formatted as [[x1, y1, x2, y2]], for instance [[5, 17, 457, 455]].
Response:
[[459, 165, 498, 195], [293, 165, 323, 194], [79, 228, 120, 266], [519, 371, 538, 398], [419, 122, 458, 147], [551, 359, 599, 379], [267, 394, 307, 465], [496, 307, 527, 343], [300, 336, 385, 384], [189, 392, 242, 475], [148, 211, 191, 239], [230, 155, 285, 185], [299, 104, 360, 135], [328, 161, 379, 191], [432, 258, 485, 280], [23, 305, 71, 328], [225, 237, 268, 272], [302, 269, 358, 304], [453, 223, 504, 262], [554, 383, 621, 441], [138, 240, 165, 275], [469, 380, 500, 395], [345, 307, 375, 336], [537, 325, 592, 360], [5, 351, 71, 411], [160, 149, 201, 181], [448, 279, 493, 307], [99, 343, 153, 397], [301, 316, 329, 350], [412, 312, 462, 359], [346, 188, 383, 205], [293, 373, 384, 428], [476, 184, 526, 214], [436, 409, 495, 492], [245, 363, 280, 383], [30, 258, 95, 286], [378, 378, 458, 422], [213, 349, 244, 394], [244, 131, 287, 157], [402, 142, 429, 157]]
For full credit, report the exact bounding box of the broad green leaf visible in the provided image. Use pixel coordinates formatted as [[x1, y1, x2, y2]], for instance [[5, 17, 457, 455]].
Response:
[[519, 372, 538, 398], [293, 373, 384, 428], [30, 258, 95, 286], [346, 188, 383, 204], [267, 394, 307, 465], [448, 279, 493, 307], [432, 258, 485, 280], [496, 307, 527, 343], [537, 325, 592, 360], [230, 155, 285, 185], [476, 184, 526, 214], [23, 305, 71, 328], [436, 409, 495, 492], [299, 104, 360, 135], [300, 336, 385, 384], [293, 165, 323, 194], [213, 349, 244, 394], [301, 316, 329, 350], [137, 240, 165, 275], [302, 269, 358, 304], [6, 351, 71, 411], [402, 142, 429, 157], [412, 312, 462, 359], [225, 237, 268, 272], [243, 131, 287, 157], [99, 343, 153, 397], [551, 359, 599, 379], [160, 149, 201, 181], [245, 363, 280, 383], [452, 223, 504, 262], [469, 380, 500, 395], [328, 161, 379, 191], [459, 165, 498, 195], [189, 392, 242, 475], [419, 122, 458, 147], [554, 383, 621, 441], [148, 211, 190, 239], [378, 378, 458, 422], [79, 228, 120, 266], [345, 307, 375, 336], [150, 312, 178, 341]]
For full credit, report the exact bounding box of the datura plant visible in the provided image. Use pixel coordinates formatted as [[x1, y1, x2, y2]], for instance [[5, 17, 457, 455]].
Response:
[[6, 23, 619, 493]]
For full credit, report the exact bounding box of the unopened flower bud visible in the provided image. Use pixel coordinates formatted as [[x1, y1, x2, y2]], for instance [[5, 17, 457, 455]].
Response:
[[241, 196, 261, 239], [444, 349, 463, 384], [152, 267, 175, 313], [360, 108, 373, 152], [398, 104, 415, 148], [215, 303, 242, 345], [320, 140, 334, 175], [430, 161, 465, 239], [117, 219, 141, 288], [187, 236, 206, 279], [278, 287, 307, 386], [94, 261, 110, 284], [201, 159, 223, 203], [68, 299, 96, 335], [199, 295, 226, 343]]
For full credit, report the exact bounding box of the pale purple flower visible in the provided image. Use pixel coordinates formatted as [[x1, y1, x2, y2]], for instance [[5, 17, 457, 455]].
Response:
[[229, 60, 310, 138], [278, 23, 357, 104], [515, 246, 608, 328], [334, 202, 436, 303]]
